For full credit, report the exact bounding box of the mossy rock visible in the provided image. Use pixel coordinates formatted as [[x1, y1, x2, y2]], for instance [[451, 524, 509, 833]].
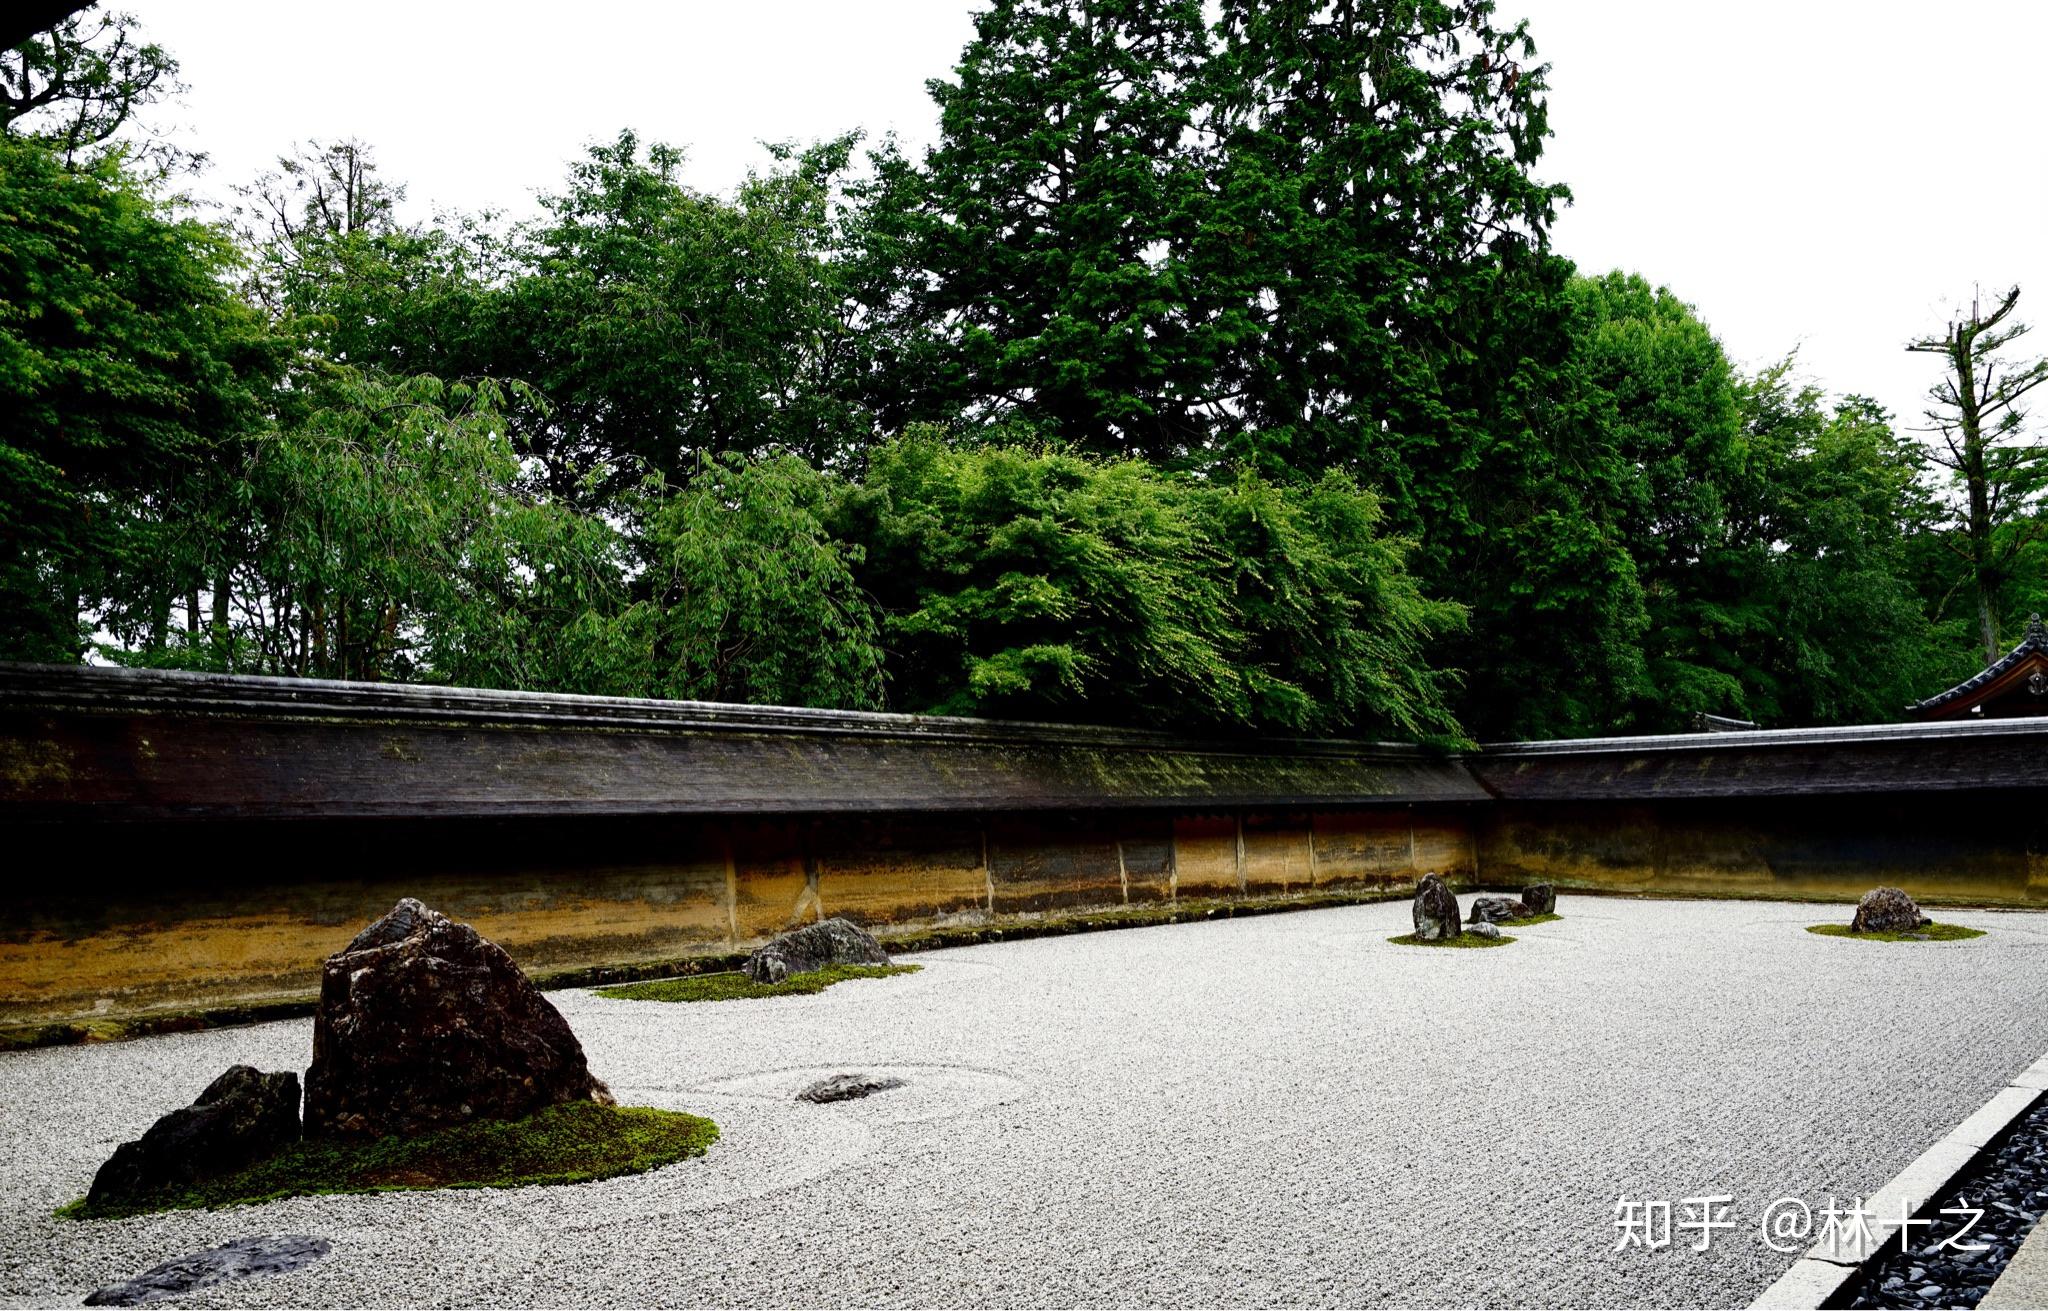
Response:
[[595, 962, 920, 1003], [1387, 931, 1516, 949], [59, 1100, 716, 1221], [1806, 922, 1986, 943], [1498, 912, 1563, 928]]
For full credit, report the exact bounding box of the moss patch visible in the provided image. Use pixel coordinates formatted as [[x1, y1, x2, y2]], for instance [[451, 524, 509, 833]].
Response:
[[1806, 922, 1986, 943], [59, 1100, 717, 1221], [1387, 931, 1516, 948], [1499, 912, 1563, 927], [595, 962, 921, 1003]]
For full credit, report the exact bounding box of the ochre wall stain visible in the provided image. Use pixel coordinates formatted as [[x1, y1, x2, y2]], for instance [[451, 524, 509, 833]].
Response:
[[4, 794, 2042, 1027]]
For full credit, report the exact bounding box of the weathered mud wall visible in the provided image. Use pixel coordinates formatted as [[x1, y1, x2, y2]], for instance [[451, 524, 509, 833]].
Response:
[[0, 807, 1478, 1028], [1476, 794, 2048, 904], [5, 663, 2048, 1036]]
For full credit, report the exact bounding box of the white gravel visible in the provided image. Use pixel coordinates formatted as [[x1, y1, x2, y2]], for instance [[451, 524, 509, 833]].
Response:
[[6, 897, 2048, 1308]]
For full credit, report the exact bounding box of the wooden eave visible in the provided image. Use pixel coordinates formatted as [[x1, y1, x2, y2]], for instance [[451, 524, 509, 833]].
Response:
[[1908, 617, 2048, 721]]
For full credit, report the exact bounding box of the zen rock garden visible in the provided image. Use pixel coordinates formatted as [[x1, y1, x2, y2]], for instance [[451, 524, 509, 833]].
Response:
[[15, 884, 2032, 1309]]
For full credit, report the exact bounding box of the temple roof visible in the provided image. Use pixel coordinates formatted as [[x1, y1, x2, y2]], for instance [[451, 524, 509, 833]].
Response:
[[1907, 614, 2048, 720]]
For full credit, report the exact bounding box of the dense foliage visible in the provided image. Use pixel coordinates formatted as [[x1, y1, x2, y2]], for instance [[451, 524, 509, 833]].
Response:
[[2, 0, 2036, 741]]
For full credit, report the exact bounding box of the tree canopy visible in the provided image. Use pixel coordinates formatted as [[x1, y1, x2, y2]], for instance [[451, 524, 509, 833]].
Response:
[[0, 0, 2026, 742]]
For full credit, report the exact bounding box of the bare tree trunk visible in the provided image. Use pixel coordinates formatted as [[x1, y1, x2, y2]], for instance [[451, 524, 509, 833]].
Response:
[[211, 570, 230, 669]]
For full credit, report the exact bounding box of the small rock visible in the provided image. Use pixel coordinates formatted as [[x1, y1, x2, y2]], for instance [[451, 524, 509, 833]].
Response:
[[1852, 886, 1932, 933], [84, 1235, 330, 1306], [746, 917, 891, 984], [1902, 932, 1931, 941], [1521, 883, 1556, 915], [86, 1066, 301, 1211], [1468, 896, 1531, 925], [1917, 1286, 1942, 1301], [303, 899, 612, 1139], [1411, 874, 1461, 941], [797, 1073, 907, 1104], [1466, 922, 1501, 940]]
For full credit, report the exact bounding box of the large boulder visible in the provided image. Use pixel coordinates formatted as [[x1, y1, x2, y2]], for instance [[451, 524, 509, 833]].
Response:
[[86, 1066, 301, 1210], [1521, 883, 1557, 915], [1411, 874, 1462, 942], [745, 917, 891, 984], [1469, 895, 1531, 925], [1851, 886, 1933, 934], [303, 899, 611, 1139]]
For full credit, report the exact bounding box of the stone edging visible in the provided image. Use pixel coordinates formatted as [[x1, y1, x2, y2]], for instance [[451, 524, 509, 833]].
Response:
[[1751, 1052, 2048, 1309]]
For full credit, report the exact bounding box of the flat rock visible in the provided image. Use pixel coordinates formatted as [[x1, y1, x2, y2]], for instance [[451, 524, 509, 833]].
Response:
[[797, 1073, 908, 1104], [1852, 886, 1933, 934], [1469, 896, 1531, 925], [1521, 883, 1556, 915], [746, 917, 891, 984], [303, 899, 611, 1139], [86, 1066, 300, 1211], [84, 1235, 331, 1306], [1412, 874, 1461, 941], [1467, 922, 1502, 940]]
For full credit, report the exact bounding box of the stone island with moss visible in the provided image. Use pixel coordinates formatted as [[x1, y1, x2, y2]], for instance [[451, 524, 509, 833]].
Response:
[[1806, 886, 1984, 942], [67, 899, 717, 1221], [599, 962, 921, 1003], [1388, 930, 1517, 948]]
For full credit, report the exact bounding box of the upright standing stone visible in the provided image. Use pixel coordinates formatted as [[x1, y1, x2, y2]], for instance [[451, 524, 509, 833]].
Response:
[[745, 917, 892, 983], [1412, 874, 1462, 941], [1850, 886, 1932, 934], [303, 899, 611, 1139], [1521, 883, 1557, 915]]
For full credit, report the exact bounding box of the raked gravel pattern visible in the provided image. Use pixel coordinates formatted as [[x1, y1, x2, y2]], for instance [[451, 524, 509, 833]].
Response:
[[7, 897, 2048, 1308]]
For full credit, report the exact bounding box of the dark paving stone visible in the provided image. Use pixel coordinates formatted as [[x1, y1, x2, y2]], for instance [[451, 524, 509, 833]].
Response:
[[84, 1235, 331, 1306]]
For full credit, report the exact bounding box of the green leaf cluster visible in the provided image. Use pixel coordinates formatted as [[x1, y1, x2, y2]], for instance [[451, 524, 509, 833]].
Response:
[[838, 434, 1465, 737]]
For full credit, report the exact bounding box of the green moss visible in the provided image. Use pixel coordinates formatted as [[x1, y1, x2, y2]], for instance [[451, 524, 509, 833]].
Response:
[[1387, 931, 1516, 948], [595, 962, 921, 1003], [1806, 922, 1986, 942], [59, 1100, 717, 1221], [1499, 912, 1563, 927]]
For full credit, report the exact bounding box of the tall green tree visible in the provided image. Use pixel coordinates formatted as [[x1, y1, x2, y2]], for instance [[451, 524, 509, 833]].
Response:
[[618, 455, 886, 708], [855, 0, 1215, 462], [1906, 286, 2048, 663], [1567, 271, 1747, 723], [496, 131, 871, 497], [0, 133, 275, 661], [1728, 372, 1957, 724]]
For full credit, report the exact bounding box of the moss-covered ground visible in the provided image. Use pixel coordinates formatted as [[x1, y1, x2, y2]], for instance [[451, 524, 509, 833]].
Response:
[[1387, 931, 1516, 948], [59, 1100, 717, 1221], [1806, 922, 1986, 943], [595, 962, 921, 1003], [1499, 912, 1563, 927]]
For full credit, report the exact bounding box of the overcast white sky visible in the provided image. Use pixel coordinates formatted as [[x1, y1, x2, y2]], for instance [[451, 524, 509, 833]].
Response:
[[140, 0, 2048, 434]]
